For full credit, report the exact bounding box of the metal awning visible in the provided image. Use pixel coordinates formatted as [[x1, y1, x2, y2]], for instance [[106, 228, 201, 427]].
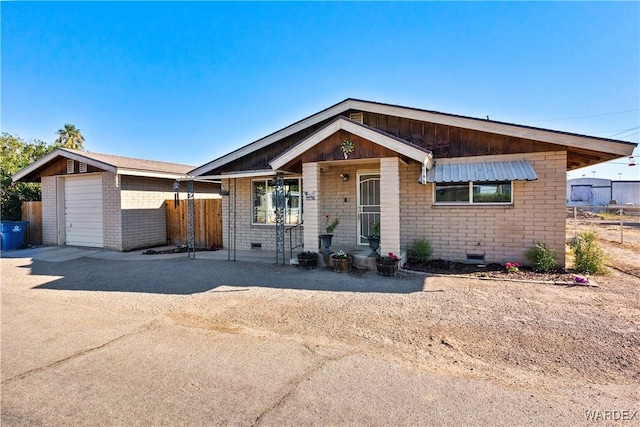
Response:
[[425, 160, 537, 183]]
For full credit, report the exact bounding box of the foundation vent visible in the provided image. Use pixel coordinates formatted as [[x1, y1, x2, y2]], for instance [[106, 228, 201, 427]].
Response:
[[251, 243, 262, 250], [466, 254, 485, 265]]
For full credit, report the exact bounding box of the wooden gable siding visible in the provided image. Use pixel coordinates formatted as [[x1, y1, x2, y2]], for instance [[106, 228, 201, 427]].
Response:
[[39, 158, 104, 179], [278, 130, 405, 172], [362, 111, 559, 158], [212, 109, 616, 174], [216, 117, 335, 174]]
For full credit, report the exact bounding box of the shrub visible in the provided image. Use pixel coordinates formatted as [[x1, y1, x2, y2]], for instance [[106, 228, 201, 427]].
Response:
[[569, 231, 607, 274], [407, 238, 432, 264], [526, 242, 558, 272]]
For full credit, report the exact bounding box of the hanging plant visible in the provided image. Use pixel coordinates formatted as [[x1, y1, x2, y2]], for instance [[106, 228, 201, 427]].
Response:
[[340, 139, 354, 159]]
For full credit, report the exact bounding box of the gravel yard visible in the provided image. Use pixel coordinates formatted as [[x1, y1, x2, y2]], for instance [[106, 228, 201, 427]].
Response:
[[2, 220, 639, 425], [167, 269, 639, 410]]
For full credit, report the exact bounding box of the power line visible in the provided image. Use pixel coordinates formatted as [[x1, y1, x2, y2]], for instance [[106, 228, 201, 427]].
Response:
[[606, 126, 640, 138], [584, 126, 640, 134], [526, 108, 639, 123]]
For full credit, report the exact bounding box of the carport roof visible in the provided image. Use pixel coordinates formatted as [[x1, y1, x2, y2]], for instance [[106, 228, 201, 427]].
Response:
[[13, 148, 194, 182]]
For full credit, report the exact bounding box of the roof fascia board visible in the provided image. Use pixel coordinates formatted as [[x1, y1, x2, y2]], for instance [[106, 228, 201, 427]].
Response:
[[197, 169, 278, 180], [12, 148, 118, 182], [190, 99, 360, 176], [62, 150, 119, 172], [269, 118, 433, 171], [348, 100, 635, 156], [116, 169, 189, 179], [192, 98, 635, 176]]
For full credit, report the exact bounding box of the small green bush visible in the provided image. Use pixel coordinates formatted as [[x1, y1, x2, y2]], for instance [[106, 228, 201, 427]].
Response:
[[569, 231, 607, 274], [526, 242, 558, 272], [407, 238, 432, 264]]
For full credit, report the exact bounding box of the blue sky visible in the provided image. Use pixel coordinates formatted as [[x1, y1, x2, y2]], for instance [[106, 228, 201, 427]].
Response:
[[2, 1, 639, 180]]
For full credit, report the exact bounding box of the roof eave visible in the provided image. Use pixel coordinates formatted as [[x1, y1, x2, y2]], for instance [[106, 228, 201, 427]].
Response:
[[190, 99, 360, 176], [12, 148, 118, 183], [269, 116, 433, 171], [191, 98, 637, 175]]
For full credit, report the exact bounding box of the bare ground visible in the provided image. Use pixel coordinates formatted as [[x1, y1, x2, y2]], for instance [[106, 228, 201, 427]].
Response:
[[163, 221, 640, 412]]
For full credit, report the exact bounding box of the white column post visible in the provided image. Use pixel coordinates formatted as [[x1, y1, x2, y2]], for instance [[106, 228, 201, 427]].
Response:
[[302, 163, 321, 252], [379, 157, 401, 256]]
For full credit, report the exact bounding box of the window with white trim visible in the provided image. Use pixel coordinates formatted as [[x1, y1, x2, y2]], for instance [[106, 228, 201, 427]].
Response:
[[252, 178, 301, 225], [435, 181, 512, 204]]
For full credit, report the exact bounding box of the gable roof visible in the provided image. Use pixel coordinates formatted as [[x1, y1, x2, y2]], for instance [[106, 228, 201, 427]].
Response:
[[13, 148, 193, 183], [190, 98, 637, 176], [269, 116, 434, 171]]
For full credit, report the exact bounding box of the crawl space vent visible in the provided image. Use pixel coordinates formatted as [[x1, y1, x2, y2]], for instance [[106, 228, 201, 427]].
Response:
[[466, 254, 485, 265]]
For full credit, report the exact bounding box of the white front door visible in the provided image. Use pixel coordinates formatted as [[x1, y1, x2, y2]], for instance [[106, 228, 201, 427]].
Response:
[[357, 173, 380, 245]]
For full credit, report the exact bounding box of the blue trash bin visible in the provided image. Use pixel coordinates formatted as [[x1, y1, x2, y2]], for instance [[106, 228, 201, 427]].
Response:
[[0, 221, 28, 250]]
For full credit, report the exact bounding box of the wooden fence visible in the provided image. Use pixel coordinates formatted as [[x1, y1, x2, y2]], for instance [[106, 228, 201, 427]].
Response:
[[166, 199, 223, 249], [21, 201, 43, 245]]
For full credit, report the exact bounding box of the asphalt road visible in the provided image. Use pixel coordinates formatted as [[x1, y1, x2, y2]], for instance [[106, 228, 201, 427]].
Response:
[[1, 248, 592, 426]]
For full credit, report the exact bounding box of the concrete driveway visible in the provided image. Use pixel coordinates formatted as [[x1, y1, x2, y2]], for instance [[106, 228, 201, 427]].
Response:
[[1, 247, 596, 426]]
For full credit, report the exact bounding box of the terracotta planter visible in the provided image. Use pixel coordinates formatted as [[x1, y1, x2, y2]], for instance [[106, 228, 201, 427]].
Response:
[[376, 261, 399, 276], [332, 256, 353, 273]]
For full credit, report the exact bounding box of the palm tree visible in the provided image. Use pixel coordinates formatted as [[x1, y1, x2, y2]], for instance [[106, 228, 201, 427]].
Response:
[[55, 124, 85, 150]]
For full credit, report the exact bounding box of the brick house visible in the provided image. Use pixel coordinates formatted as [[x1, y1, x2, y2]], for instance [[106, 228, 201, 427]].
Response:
[[13, 148, 219, 251], [190, 99, 636, 267]]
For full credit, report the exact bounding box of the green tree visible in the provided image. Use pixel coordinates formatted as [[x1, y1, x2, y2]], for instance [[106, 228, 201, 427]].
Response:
[[1, 133, 52, 220], [55, 124, 85, 150]]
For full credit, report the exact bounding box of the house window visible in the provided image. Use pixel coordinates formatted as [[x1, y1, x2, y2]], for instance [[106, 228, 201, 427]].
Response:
[[252, 178, 301, 225], [435, 181, 512, 204]]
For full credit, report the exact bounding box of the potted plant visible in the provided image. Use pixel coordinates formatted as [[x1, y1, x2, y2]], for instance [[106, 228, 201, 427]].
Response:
[[366, 219, 380, 257], [331, 250, 352, 273], [296, 251, 318, 270], [319, 214, 340, 254], [376, 252, 400, 276]]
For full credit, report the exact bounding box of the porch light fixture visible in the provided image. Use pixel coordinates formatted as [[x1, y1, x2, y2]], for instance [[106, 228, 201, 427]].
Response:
[[630, 156, 636, 167], [340, 173, 349, 181]]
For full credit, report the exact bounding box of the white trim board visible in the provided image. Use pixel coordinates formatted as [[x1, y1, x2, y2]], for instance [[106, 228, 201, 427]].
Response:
[[190, 98, 636, 176], [269, 117, 434, 171]]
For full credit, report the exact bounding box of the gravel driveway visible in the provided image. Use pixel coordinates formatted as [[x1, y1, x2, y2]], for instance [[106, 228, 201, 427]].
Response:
[[2, 249, 638, 426]]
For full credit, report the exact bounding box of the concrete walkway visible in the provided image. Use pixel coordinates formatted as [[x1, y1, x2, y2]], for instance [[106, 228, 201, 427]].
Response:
[[0, 245, 279, 263], [1, 244, 383, 268]]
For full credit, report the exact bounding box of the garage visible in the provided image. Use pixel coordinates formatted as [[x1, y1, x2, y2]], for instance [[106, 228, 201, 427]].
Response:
[[64, 175, 104, 247], [12, 148, 221, 251]]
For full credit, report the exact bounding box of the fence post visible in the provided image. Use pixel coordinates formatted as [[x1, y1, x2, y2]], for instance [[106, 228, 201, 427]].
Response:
[[620, 207, 624, 244]]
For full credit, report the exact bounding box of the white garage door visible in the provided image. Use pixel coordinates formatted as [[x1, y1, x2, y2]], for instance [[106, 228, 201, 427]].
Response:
[[64, 176, 104, 247]]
